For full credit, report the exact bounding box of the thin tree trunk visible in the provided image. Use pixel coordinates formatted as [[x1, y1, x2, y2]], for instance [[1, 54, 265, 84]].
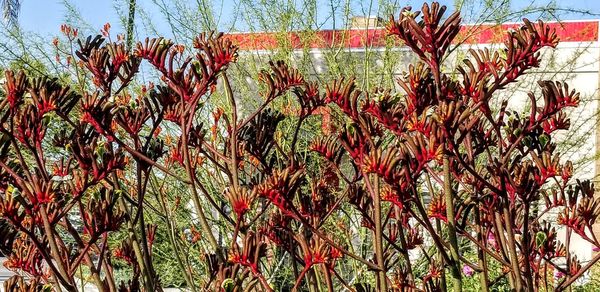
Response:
[[126, 0, 136, 51]]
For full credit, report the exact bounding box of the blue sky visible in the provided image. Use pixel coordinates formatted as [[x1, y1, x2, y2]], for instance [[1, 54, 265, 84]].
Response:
[[20, 1, 143, 35], [15, 0, 600, 38]]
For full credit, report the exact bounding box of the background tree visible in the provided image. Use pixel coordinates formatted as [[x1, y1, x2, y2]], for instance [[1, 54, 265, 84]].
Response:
[[1, 0, 20, 27]]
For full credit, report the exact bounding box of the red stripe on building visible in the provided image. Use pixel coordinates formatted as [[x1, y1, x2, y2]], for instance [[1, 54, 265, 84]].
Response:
[[227, 21, 599, 51]]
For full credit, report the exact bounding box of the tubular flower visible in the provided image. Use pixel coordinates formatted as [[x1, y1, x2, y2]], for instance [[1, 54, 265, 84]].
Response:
[[390, 268, 413, 291], [4, 237, 48, 278], [114, 241, 136, 265], [193, 32, 238, 74], [362, 148, 402, 183], [258, 60, 304, 100], [362, 88, 406, 135], [14, 105, 46, 147], [388, 2, 461, 65], [427, 194, 447, 222], [422, 261, 444, 289], [229, 232, 266, 275], [533, 223, 565, 259], [380, 186, 404, 210], [561, 161, 573, 183], [51, 159, 71, 178], [298, 179, 336, 219], [114, 101, 151, 136], [60, 24, 78, 39], [406, 112, 431, 136], [260, 212, 292, 247], [325, 78, 361, 119], [32, 181, 55, 206], [397, 63, 437, 115], [224, 187, 256, 218], [531, 152, 560, 185], [294, 81, 324, 116], [108, 42, 129, 69], [76, 36, 139, 88], [404, 134, 443, 167], [510, 160, 540, 200], [69, 139, 127, 182], [405, 227, 424, 250], [542, 112, 570, 134], [543, 189, 566, 209], [297, 237, 342, 270], [146, 224, 157, 252], [238, 109, 284, 161], [80, 92, 115, 140], [82, 188, 125, 238], [310, 136, 342, 163], [29, 76, 79, 117], [166, 144, 184, 167], [576, 197, 600, 227], [255, 167, 304, 216], [557, 208, 586, 237], [539, 81, 580, 113], [568, 256, 582, 276], [3, 70, 27, 109], [3, 275, 46, 291], [0, 188, 25, 226], [338, 123, 370, 162]]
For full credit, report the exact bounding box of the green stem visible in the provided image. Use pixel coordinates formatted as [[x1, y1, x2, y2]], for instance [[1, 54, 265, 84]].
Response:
[[155, 180, 197, 291], [121, 198, 154, 292], [435, 219, 448, 292], [364, 175, 387, 290], [502, 205, 523, 290], [443, 154, 462, 292], [474, 207, 489, 291], [135, 163, 158, 291], [39, 207, 77, 291], [112, 167, 154, 292], [181, 129, 223, 260]]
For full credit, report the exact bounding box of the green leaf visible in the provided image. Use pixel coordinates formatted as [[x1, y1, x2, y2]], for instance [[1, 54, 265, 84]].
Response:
[[222, 278, 235, 292], [522, 136, 532, 148], [540, 134, 550, 148], [535, 231, 547, 248], [512, 128, 522, 137]]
